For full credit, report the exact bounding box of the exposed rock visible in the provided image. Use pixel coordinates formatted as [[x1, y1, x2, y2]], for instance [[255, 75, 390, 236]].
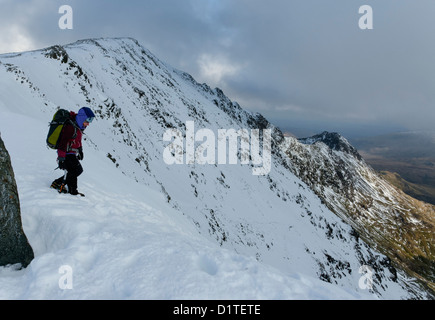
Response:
[[299, 131, 362, 161], [0, 134, 34, 268], [282, 132, 435, 295]]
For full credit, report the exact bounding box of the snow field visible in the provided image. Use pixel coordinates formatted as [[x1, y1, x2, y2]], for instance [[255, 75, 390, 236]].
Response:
[[0, 111, 370, 300]]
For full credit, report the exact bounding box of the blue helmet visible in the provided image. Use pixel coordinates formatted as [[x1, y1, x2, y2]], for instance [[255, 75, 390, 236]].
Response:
[[76, 107, 95, 130]]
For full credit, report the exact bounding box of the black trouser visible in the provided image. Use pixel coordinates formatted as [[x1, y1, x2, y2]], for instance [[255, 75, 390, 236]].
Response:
[[55, 154, 83, 193]]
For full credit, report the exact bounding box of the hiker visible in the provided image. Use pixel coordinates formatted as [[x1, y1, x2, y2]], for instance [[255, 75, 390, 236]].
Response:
[[50, 107, 95, 196]]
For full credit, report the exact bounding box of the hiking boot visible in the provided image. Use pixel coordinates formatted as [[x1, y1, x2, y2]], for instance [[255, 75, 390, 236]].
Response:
[[50, 180, 68, 193], [50, 180, 61, 189], [69, 189, 85, 197]]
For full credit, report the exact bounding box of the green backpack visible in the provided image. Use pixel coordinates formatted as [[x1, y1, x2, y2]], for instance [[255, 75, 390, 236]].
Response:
[[46, 109, 76, 149]]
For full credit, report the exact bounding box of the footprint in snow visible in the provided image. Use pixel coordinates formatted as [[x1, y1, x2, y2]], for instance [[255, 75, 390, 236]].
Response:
[[196, 254, 218, 276]]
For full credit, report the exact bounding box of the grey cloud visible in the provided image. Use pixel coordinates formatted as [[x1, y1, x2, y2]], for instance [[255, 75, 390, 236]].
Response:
[[1, 0, 435, 136]]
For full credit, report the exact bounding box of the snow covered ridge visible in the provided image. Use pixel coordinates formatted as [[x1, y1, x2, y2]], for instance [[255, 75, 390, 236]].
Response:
[[0, 37, 432, 299], [282, 133, 435, 294], [298, 131, 362, 161]]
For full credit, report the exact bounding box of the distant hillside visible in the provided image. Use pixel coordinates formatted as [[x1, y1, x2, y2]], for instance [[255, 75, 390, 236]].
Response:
[[282, 132, 435, 294], [352, 131, 435, 159], [378, 171, 435, 205], [352, 132, 435, 205]]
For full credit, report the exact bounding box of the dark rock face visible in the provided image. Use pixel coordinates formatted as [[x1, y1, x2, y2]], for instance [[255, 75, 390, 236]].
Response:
[[299, 131, 363, 161], [0, 135, 34, 268]]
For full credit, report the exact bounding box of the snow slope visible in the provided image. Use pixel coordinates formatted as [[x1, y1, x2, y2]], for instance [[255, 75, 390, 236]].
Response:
[[0, 38, 429, 299], [0, 112, 367, 300]]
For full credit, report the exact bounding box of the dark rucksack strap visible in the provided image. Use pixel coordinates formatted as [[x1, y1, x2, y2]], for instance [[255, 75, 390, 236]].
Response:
[[65, 120, 78, 152]]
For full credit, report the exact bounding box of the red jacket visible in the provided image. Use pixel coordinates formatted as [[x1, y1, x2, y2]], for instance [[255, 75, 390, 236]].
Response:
[[57, 112, 83, 159]]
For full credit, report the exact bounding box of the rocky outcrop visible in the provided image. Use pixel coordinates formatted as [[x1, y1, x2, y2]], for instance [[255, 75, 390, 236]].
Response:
[[282, 132, 435, 295], [0, 134, 34, 268]]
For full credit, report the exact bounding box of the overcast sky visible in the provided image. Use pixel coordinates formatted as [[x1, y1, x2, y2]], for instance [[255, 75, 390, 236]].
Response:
[[1, 0, 435, 138]]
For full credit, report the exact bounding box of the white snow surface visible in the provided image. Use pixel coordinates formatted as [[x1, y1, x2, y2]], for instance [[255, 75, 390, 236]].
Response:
[[0, 38, 423, 299], [0, 112, 367, 300]]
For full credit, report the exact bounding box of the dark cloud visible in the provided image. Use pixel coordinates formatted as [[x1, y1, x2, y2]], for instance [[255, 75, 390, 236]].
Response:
[[1, 0, 435, 137]]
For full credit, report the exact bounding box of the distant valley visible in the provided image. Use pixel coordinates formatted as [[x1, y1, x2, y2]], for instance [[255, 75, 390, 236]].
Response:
[[351, 131, 435, 205]]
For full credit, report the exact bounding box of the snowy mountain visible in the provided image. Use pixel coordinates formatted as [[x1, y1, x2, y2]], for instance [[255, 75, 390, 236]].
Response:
[[282, 132, 435, 293], [0, 37, 432, 299]]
